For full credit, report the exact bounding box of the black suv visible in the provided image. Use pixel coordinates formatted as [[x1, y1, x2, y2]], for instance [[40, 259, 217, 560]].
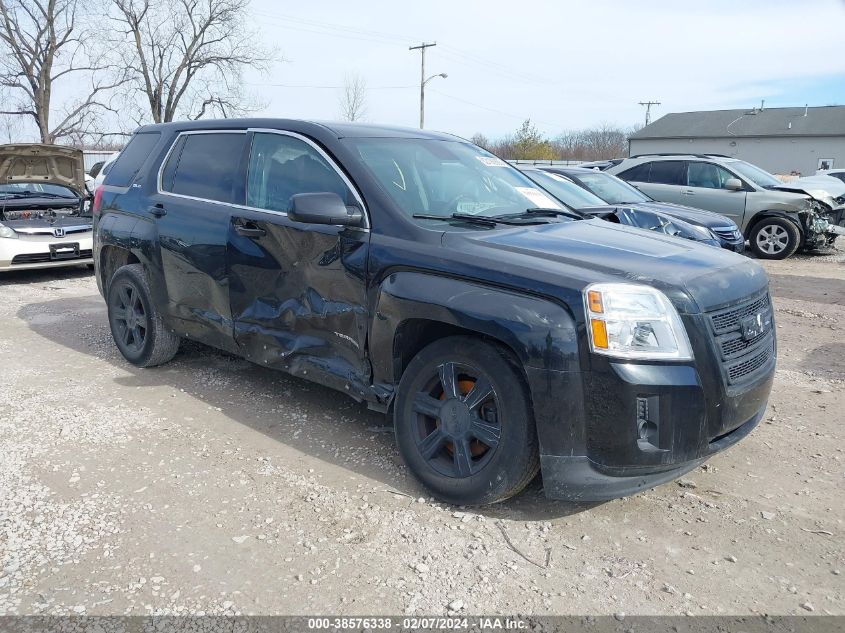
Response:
[[94, 120, 776, 505]]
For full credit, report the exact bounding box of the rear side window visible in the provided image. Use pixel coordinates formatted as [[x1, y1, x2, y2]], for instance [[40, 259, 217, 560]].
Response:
[[647, 161, 685, 185], [618, 162, 650, 182], [104, 132, 161, 187], [162, 132, 246, 203]]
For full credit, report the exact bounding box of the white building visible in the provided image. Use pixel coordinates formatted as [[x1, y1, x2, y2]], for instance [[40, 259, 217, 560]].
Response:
[[628, 105, 845, 176]]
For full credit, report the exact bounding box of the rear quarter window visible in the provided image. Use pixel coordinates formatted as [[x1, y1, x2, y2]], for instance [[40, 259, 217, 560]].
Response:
[[618, 162, 650, 182], [647, 161, 686, 186], [104, 132, 161, 187]]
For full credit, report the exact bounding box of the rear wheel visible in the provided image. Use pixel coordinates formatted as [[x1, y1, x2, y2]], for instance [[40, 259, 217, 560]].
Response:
[[107, 263, 180, 367], [394, 336, 539, 505], [749, 217, 800, 259]]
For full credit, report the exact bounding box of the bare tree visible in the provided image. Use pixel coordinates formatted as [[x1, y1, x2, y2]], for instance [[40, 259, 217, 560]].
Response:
[[0, 111, 22, 143], [0, 0, 125, 143], [338, 73, 367, 122], [469, 133, 490, 150], [110, 0, 272, 124]]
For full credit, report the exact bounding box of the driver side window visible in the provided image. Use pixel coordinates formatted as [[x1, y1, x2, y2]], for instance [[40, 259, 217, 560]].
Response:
[[246, 133, 352, 212]]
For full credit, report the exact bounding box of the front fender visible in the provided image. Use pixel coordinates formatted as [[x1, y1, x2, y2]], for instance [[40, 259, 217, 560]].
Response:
[[370, 272, 585, 457]]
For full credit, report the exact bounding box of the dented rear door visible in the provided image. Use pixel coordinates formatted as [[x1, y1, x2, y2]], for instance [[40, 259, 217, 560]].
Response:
[[227, 130, 370, 389]]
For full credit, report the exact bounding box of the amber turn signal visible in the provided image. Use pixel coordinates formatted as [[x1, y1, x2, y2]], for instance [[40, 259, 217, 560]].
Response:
[[590, 319, 608, 349], [587, 290, 603, 314]]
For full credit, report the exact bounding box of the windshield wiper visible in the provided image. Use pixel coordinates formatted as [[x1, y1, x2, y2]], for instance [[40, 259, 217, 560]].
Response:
[[412, 213, 501, 227], [497, 207, 584, 220]]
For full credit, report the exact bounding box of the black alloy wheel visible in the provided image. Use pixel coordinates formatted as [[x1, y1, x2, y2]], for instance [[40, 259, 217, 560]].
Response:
[[110, 280, 148, 355], [106, 263, 180, 367], [412, 361, 502, 478], [394, 336, 539, 505]]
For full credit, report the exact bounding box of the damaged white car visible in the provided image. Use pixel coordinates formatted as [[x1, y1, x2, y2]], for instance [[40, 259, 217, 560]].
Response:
[[0, 144, 93, 271], [609, 155, 845, 259]]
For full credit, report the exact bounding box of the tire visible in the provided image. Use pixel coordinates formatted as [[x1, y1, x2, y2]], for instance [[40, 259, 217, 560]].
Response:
[[107, 263, 180, 367], [748, 217, 800, 260], [393, 336, 539, 505]]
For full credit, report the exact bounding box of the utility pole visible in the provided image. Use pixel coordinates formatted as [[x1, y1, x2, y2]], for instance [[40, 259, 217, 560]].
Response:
[[410, 42, 436, 128], [639, 100, 661, 127]]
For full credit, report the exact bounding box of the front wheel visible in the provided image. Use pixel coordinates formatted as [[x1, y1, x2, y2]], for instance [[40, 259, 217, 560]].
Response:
[[107, 263, 180, 367], [749, 217, 800, 259], [393, 336, 539, 505]]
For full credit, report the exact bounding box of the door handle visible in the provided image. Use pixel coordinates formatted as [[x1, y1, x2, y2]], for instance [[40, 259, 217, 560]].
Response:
[[234, 221, 266, 238], [149, 203, 167, 217], [680, 189, 694, 195]]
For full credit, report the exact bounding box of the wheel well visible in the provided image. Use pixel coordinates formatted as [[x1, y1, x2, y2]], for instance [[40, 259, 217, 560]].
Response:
[[99, 246, 140, 292], [392, 319, 525, 384], [744, 212, 803, 239]]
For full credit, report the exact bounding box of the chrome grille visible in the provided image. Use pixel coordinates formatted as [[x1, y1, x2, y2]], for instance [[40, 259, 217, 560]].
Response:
[[709, 294, 770, 335], [712, 226, 742, 242], [719, 328, 769, 360], [706, 292, 775, 385], [726, 338, 775, 383]]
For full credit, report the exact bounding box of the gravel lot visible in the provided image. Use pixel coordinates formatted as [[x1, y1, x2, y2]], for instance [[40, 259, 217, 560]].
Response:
[[0, 252, 842, 617]]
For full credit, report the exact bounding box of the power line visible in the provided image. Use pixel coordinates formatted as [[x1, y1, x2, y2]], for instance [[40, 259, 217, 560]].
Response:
[[251, 9, 554, 87], [428, 89, 558, 129], [245, 82, 415, 89]]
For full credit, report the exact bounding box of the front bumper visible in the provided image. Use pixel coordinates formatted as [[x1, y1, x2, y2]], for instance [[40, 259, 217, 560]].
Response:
[[528, 294, 775, 502], [541, 408, 762, 501], [718, 236, 746, 253], [0, 232, 93, 271]]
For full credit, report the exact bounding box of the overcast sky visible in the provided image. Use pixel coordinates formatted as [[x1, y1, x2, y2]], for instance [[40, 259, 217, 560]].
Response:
[[242, 0, 845, 138]]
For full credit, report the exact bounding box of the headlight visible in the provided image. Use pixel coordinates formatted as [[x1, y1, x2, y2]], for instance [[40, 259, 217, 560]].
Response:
[[685, 223, 718, 242], [0, 222, 17, 239], [584, 283, 693, 360]]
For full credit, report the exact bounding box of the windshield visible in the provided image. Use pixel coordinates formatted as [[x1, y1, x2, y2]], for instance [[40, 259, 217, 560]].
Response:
[[572, 171, 650, 204], [0, 182, 78, 199], [523, 170, 606, 209], [729, 160, 782, 188], [346, 138, 563, 219]]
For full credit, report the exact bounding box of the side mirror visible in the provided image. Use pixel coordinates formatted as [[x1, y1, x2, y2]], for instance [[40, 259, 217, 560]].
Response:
[[724, 178, 743, 191], [289, 192, 363, 226]]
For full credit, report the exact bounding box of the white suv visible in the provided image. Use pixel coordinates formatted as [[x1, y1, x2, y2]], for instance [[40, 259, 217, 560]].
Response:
[[608, 154, 845, 259]]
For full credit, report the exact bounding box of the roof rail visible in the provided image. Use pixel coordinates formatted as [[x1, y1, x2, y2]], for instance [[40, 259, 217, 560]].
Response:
[[629, 152, 732, 160]]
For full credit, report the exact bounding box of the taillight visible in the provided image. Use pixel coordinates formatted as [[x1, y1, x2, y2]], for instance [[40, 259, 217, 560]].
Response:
[[92, 186, 104, 217]]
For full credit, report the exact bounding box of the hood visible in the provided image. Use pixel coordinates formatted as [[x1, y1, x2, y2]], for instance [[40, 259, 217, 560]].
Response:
[[446, 219, 767, 313], [0, 144, 86, 196], [623, 200, 736, 228], [773, 176, 845, 209], [578, 204, 722, 246]]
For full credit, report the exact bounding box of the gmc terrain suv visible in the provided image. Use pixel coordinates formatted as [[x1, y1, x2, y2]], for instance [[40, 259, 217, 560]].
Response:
[[94, 120, 776, 505], [608, 154, 845, 259]]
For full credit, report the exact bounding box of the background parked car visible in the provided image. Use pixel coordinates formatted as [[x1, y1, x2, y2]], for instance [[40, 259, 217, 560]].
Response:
[[93, 152, 120, 191], [529, 166, 745, 252], [575, 158, 623, 171], [0, 144, 93, 271], [607, 154, 844, 259]]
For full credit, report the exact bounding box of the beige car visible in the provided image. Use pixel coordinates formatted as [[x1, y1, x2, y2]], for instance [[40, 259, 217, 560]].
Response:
[[0, 144, 93, 271], [608, 154, 845, 259]]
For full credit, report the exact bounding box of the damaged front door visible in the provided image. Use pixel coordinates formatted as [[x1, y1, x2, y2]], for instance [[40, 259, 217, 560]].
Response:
[[227, 130, 371, 395]]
